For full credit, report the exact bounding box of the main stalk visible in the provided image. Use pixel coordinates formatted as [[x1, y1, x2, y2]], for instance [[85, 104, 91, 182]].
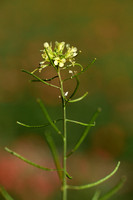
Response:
[[63, 100, 67, 200], [58, 69, 67, 200]]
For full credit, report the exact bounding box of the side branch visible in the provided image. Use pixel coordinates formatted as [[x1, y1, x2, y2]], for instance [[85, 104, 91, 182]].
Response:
[[67, 108, 101, 157], [99, 176, 126, 200], [22, 69, 60, 89], [17, 119, 62, 128], [37, 99, 62, 135], [66, 119, 95, 127], [64, 58, 96, 82], [68, 92, 88, 103], [67, 162, 120, 190], [5, 147, 61, 172], [31, 75, 58, 82], [67, 76, 79, 100], [45, 132, 63, 180], [0, 186, 14, 200]]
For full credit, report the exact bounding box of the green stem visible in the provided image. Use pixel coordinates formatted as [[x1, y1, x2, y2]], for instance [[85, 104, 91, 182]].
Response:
[[22, 69, 60, 89], [99, 176, 126, 200], [67, 161, 120, 190], [0, 186, 14, 200], [58, 69, 67, 200], [37, 98, 61, 135], [66, 119, 95, 127], [5, 147, 59, 171], [63, 100, 67, 200], [45, 131, 63, 181]]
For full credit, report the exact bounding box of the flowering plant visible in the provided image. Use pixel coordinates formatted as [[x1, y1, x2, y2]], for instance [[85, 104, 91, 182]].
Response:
[[40, 41, 78, 69], [0, 41, 125, 200]]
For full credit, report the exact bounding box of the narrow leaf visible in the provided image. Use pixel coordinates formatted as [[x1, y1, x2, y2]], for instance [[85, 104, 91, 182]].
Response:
[[68, 76, 79, 100], [37, 99, 62, 135], [5, 147, 60, 172], [64, 58, 96, 82], [31, 75, 58, 82], [17, 119, 62, 129], [67, 108, 101, 157], [45, 132, 62, 180], [67, 161, 120, 190], [92, 190, 101, 200], [66, 172, 72, 179], [68, 92, 88, 103], [99, 176, 126, 200], [82, 58, 96, 73], [17, 121, 49, 128], [45, 133, 72, 180], [22, 69, 60, 89], [74, 63, 84, 71], [0, 186, 14, 200], [66, 119, 95, 127]]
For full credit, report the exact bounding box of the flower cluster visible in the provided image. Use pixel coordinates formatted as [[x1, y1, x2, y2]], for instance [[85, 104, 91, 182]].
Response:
[[38, 41, 79, 72]]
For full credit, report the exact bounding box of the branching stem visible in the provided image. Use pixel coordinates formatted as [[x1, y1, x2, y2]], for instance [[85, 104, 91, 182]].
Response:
[[58, 69, 67, 200]]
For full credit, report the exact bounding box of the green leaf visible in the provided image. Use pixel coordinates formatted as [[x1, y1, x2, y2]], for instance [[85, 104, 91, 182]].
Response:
[[68, 92, 88, 103], [92, 190, 101, 200], [99, 176, 126, 200], [68, 76, 79, 100], [37, 99, 62, 135], [67, 108, 101, 157], [66, 172, 72, 179], [74, 63, 84, 71], [64, 58, 96, 82], [31, 75, 58, 82], [17, 119, 62, 128], [82, 58, 96, 73], [67, 161, 120, 190], [45, 132, 72, 180], [0, 186, 14, 200], [22, 69, 60, 89], [17, 121, 49, 128], [45, 131, 63, 180], [66, 119, 95, 127], [5, 147, 61, 172]]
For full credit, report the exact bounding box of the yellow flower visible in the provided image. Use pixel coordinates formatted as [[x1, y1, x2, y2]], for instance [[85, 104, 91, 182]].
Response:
[[33, 41, 80, 72]]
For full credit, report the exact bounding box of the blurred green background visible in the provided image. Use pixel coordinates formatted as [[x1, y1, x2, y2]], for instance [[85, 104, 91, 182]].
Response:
[[0, 0, 133, 199]]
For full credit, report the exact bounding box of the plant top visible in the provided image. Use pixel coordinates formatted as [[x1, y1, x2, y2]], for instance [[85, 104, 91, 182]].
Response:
[[36, 41, 80, 72]]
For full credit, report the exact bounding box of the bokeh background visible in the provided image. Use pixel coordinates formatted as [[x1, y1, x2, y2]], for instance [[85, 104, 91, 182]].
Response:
[[0, 0, 133, 199]]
